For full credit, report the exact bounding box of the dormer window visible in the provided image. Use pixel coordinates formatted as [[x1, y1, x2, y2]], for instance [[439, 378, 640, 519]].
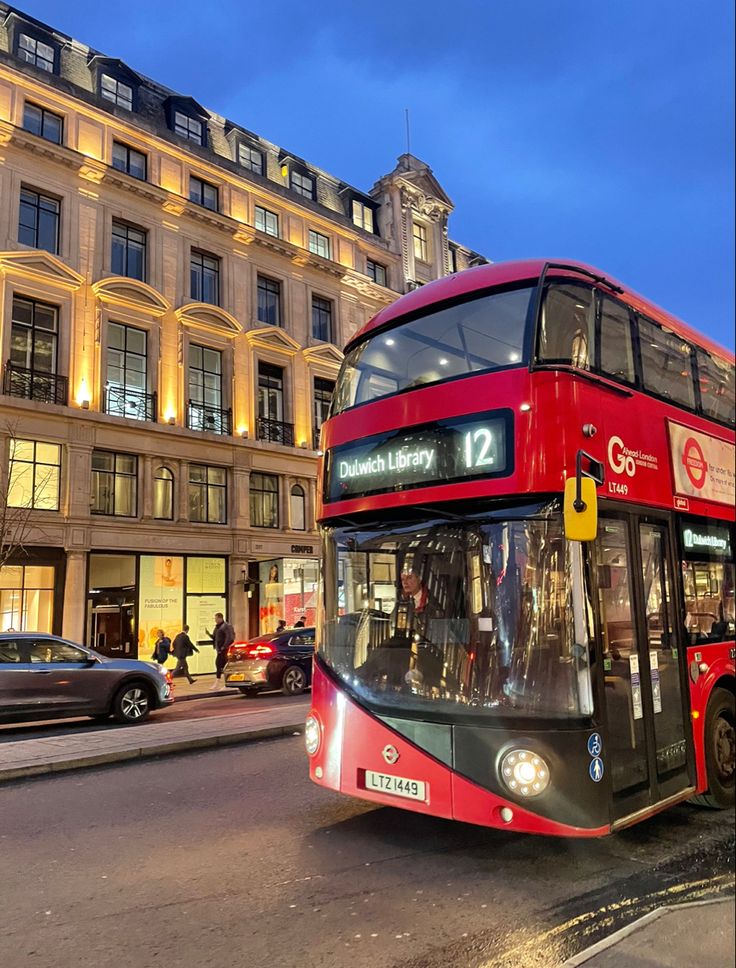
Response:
[[175, 112, 203, 145], [101, 74, 133, 110], [238, 143, 264, 176], [18, 33, 55, 72], [352, 200, 374, 233], [291, 170, 315, 200]]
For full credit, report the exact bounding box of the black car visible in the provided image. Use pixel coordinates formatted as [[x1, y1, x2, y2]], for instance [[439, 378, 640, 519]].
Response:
[[0, 633, 174, 725], [224, 627, 315, 696]]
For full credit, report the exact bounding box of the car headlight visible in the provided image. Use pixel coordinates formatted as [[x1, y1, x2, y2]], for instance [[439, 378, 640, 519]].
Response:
[[305, 713, 322, 756], [500, 749, 550, 797]]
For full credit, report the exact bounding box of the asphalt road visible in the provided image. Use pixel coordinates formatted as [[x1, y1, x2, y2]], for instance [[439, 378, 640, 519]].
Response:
[[0, 737, 733, 968], [0, 692, 308, 742]]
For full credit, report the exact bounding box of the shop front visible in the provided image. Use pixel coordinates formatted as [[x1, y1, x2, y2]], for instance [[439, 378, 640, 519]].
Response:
[[0, 549, 65, 634], [87, 553, 227, 673], [256, 554, 319, 634]]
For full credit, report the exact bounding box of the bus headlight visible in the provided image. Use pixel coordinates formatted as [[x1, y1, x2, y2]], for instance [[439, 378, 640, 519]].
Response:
[[500, 749, 550, 797], [305, 713, 322, 757]]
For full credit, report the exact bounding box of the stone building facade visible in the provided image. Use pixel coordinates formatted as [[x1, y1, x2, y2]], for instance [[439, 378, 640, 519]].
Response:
[[0, 4, 486, 665]]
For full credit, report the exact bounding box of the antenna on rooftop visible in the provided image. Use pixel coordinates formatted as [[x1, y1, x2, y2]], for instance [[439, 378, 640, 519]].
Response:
[[405, 108, 411, 156]]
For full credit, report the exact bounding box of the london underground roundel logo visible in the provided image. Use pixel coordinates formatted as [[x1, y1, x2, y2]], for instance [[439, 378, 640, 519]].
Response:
[[682, 437, 707, 489], [382, 744, 400, 765]]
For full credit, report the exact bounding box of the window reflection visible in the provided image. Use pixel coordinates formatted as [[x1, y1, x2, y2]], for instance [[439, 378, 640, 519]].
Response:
[[320, 507, 592, 719]]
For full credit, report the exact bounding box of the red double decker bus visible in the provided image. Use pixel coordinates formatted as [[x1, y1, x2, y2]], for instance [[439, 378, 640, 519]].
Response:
[[305, 259, 735, 837]]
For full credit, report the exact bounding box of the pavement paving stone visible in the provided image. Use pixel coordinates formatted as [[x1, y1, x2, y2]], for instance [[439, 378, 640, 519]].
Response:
[[566, 897, 736, 968]]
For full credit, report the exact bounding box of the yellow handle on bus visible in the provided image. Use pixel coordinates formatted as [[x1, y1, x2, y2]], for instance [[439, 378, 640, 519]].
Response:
[[564, 477, 598, 542]]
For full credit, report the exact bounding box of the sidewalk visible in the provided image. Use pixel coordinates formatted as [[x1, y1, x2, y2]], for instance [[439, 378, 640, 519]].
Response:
[[564, 897, 735, 968], [0, 689, 309, 783]]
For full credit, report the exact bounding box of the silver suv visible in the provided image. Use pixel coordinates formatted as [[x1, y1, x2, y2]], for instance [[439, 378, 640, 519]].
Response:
[[0, 633, 173, 725]]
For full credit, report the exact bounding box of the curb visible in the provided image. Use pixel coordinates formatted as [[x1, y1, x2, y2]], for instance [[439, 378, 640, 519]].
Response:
[[563, 896, 734, 967], [0, 722, 305, 783]]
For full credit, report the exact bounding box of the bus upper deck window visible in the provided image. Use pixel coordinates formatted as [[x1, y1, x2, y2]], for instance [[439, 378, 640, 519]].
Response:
[[537, 283, 595, 370]]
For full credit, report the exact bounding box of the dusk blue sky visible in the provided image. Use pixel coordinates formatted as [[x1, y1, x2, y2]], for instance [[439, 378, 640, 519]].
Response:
[[21, 0, 735, 350]]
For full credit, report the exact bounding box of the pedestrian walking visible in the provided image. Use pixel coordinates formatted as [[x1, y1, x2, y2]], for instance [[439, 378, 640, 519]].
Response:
[[276, 619, 287, 633], [151, 629, 171, 665], [294, 615, 306, 628], [206, 612, 235, 691], [171, 624, 198, 684]]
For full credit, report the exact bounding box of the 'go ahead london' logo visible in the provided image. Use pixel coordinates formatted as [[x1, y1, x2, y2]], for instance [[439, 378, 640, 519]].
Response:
[[607, 436, 659, 478]]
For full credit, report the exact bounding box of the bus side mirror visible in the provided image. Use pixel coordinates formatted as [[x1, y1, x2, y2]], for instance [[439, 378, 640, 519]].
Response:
[[564, 477, 598, 542]]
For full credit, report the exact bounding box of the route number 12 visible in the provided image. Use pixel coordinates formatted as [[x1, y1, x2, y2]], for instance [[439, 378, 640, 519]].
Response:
[[464, 428, 495, 468]]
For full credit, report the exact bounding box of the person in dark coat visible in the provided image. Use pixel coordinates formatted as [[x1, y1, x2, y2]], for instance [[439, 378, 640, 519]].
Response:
[[294, 616, 306, 628], [151, 629, 171, 665], [206, 612, 235, 691], [171, 624, 198, 684]]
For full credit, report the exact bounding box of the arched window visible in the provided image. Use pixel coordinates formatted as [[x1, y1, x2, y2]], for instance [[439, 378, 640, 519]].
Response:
[[154, 466, 174, 520], [290, 484, 306, 531]]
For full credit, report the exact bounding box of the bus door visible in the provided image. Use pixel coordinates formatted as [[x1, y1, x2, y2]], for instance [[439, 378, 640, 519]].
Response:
[[594, 515, 693, 824]]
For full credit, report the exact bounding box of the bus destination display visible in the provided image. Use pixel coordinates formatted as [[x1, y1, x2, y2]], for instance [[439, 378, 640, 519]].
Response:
[[325, 410, 511, 501]]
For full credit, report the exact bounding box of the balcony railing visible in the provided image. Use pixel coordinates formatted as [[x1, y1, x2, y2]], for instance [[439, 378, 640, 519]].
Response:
[[257, 417, 295, 446], [3, 362, 68, 405], [187, 400, 232, 436], [104, 384, 157, 422]]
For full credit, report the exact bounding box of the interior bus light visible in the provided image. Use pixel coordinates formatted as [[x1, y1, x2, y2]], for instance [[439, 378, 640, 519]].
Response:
[[500, 749, 550, 797]]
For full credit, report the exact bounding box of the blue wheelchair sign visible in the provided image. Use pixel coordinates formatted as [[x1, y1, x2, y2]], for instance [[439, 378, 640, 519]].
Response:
[[587, 733, 603, 757], [589, 757, 604, 782]]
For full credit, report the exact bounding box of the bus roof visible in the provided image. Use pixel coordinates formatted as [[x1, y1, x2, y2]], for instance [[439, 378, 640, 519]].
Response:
[[348, 259, 734, 363]]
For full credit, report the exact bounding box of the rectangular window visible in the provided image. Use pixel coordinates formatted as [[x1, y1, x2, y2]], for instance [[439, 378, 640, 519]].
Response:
[[258, 362, 284, 423], [599, 296, 635, 384], [257, 276, 281, 326], [352, 200, 374, 233], [9, 296, 58, 383], [22, 102, 63, 144], [188, 465, 227, 524], [18, 34, 54, 72], [238, 143, 263, 175], [696, 349, 735, 427], [189, 176, 218, 212], [254, 206, 279, 237], [174, 111, 203, 145], [313, 376, 335, 447], [291, 170, 315, 200], [100, 74, 133, 110], [91, 451, 137, 517], [311, 296, 333, 343], [413, 222, 428, 262], [366, 259, 387, 287], [7, 439, 61, 511], [112, 141, 147, 180], [309, 231, 331, 260], [105, 322, 150, 420], [188, 345, 229, 434], [537, 283, 595, 369], [18, 187, 59, 254], [190, 250, 220, 305], [250, 472, 279, 528], [638, 315, 696, 410], [0, 565, 54, 633], [111, 220, 146, 281]]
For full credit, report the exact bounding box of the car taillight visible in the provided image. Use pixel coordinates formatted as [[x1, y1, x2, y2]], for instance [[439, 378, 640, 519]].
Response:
[[228, 642, 275, 659]]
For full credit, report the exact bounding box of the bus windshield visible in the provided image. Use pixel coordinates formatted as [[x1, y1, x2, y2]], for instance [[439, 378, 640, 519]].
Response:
[[331, 286, 536, 416], [319, 504, 594, 720]]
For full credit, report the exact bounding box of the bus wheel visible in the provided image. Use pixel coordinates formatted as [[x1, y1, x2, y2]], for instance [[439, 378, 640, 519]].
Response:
[[692, 687, 735, 809]]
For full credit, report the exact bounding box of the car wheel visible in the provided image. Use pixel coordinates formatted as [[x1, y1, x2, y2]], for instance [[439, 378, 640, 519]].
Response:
[[282, 666, 307, 696], [112, 682, 152, 725], [238, 687, 259, 698], [691, 687, 735, 809]]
